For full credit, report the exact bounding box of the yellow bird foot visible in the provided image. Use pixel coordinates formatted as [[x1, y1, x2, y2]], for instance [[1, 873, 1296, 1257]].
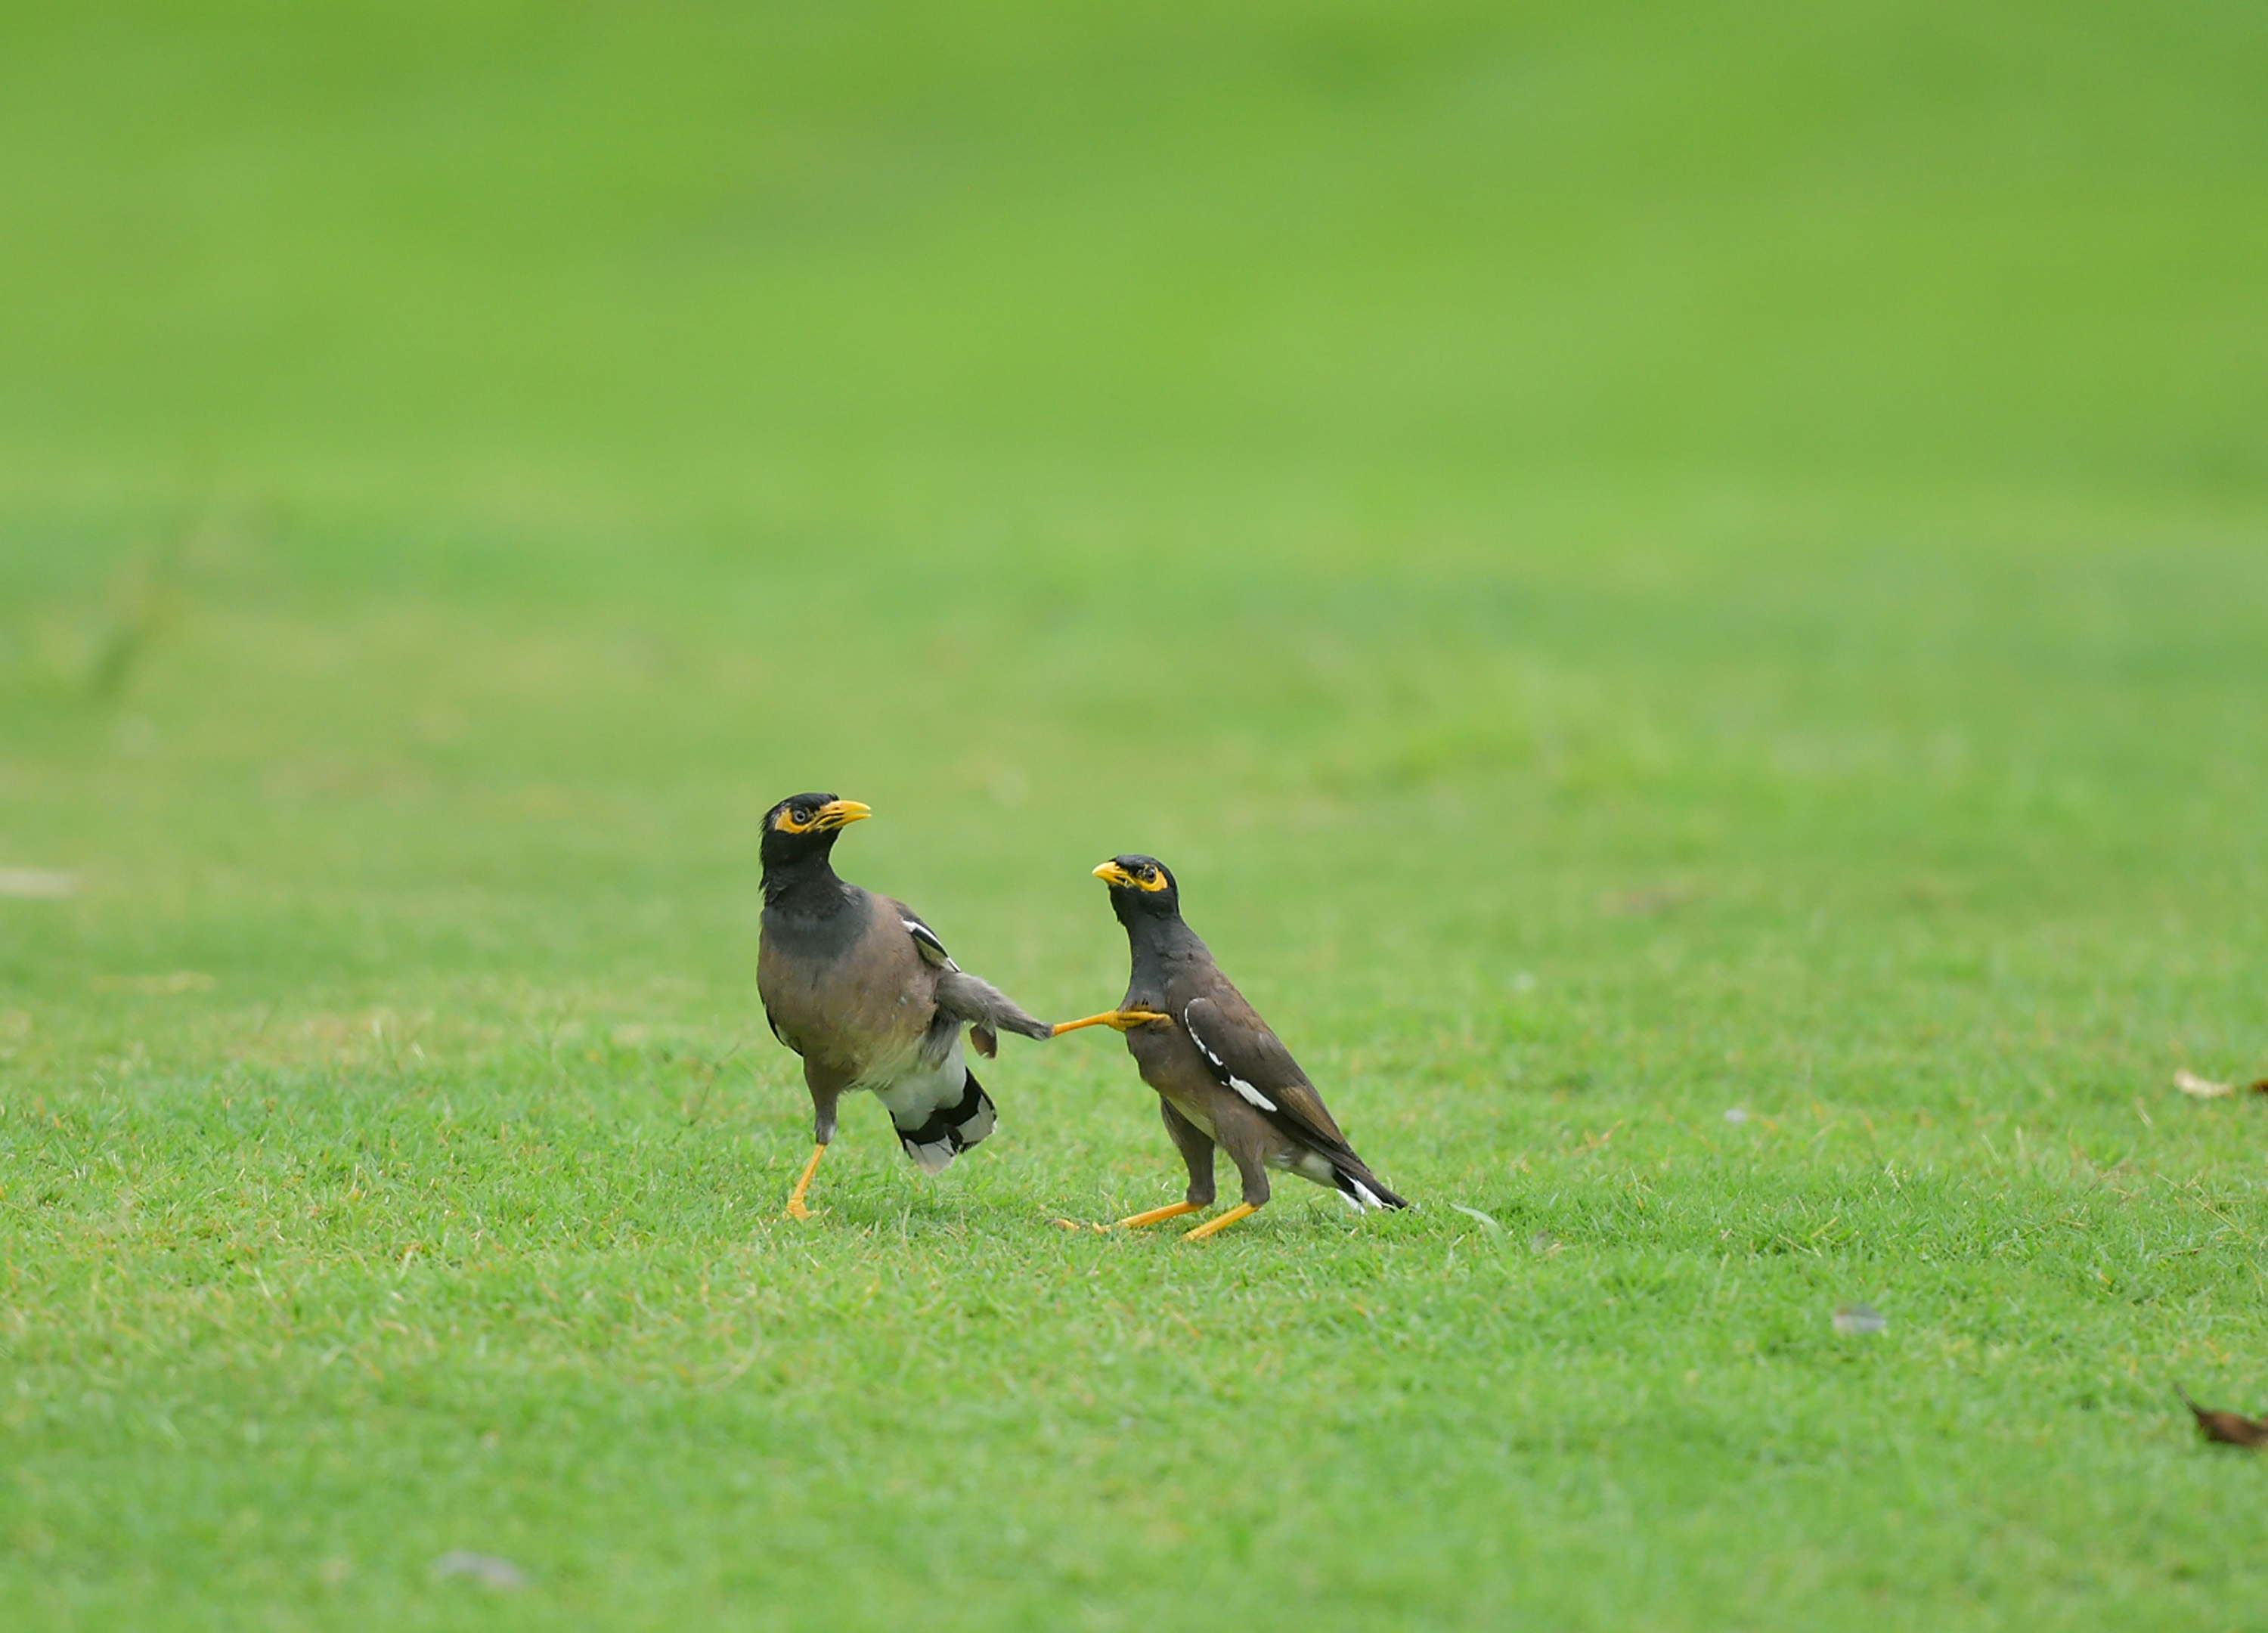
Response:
[[1052, 1009, 1174, 1037], [1114, 1201, 1206, 1230], [783, 1198, 819, 1221], [1183, 1202, 1259, 1241], [783, 1143, 828, 1221]]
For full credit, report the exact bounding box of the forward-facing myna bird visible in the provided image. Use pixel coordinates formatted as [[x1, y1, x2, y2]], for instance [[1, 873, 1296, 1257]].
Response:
[[756, 793, 1052, 1219], [1055, 854, 1408, 1238]]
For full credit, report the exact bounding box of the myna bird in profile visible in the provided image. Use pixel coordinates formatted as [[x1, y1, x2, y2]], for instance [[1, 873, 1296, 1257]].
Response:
[[756, 793, 1052, 1218], [1055, 855, 1408, 1238]]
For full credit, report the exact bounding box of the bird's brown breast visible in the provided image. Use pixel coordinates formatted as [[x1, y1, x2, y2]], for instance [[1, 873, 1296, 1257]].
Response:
[[1119, 1013, 1217, 1136], [760, 890, 937, 1074]]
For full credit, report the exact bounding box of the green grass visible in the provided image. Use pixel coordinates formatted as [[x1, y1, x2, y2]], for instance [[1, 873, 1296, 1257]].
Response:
[[4, 1, 2268, 1627]]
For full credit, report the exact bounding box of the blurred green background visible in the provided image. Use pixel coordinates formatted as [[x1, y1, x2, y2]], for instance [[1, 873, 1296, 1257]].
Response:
[[4, 0, 2262, 1000], [4, 2, 2267, 1628]]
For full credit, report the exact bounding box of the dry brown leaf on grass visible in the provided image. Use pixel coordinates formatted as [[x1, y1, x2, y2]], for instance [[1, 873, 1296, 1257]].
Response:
[[2174, 1069, 2234, 1098], [2177, 1387, 2268, 1448]]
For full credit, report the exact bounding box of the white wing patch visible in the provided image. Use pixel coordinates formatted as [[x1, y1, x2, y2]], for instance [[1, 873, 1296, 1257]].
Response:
[[1184, 1002, 1277, 1112], [903, 917, 959, 971]]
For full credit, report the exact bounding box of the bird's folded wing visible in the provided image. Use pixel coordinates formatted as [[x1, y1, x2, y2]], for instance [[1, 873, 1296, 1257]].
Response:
[[1180, 995, 1350, 1153], [889, 898, 1049, 1043], [897, 908, 960, 971]]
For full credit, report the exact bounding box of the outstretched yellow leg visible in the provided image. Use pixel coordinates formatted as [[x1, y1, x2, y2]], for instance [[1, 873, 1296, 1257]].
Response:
[[1052, 1009, 1173, 1036], [1115, 1200, 1205, 1230], [1183, 1202, 1259, 1241], [784, 1143, 827, 1220]]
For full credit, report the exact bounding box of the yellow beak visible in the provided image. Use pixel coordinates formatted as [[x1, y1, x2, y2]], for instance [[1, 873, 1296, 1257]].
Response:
[[1092, 861, 1135, 887], [813, 799, 872, 830]]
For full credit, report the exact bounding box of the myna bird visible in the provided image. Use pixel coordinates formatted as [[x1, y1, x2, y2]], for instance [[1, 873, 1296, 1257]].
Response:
[[1055, 855, 1408, 1238], [756, 793, 1052, 1219]]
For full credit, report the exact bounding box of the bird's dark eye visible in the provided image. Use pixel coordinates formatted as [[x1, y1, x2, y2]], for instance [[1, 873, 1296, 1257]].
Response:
[[792, 808, 810, 826], [1140, 867, 1156, 882]]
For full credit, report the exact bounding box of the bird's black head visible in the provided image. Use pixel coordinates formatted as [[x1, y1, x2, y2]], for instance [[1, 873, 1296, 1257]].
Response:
[[761, 792, 871, 872], [1092, 854, 1181, 922]]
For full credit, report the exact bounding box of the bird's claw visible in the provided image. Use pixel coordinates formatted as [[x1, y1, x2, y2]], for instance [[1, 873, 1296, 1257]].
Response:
[[1051, 1009, 1174, 1037]]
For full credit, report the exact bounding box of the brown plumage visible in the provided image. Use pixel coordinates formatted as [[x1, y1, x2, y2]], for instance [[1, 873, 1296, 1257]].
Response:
[[1056, 854, 1407, 1238], [2178, 1387, 2268, 1447], [755, 793, 1051, 1218]]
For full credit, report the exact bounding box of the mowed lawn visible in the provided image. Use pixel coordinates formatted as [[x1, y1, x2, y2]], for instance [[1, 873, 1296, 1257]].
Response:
[[4, 2, 2268, 1628]]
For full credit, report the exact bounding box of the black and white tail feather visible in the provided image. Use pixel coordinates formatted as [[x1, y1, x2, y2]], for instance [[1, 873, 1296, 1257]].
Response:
[[891, 1067, 998, 1174], [884, 909, 1046, 1173], [1329, 1161, 1409, 1214]]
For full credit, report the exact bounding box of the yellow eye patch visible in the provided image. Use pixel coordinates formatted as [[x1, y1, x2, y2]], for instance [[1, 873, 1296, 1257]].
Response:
[[776, 799, 870, 834], [1092, 860, 1171, 891]]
